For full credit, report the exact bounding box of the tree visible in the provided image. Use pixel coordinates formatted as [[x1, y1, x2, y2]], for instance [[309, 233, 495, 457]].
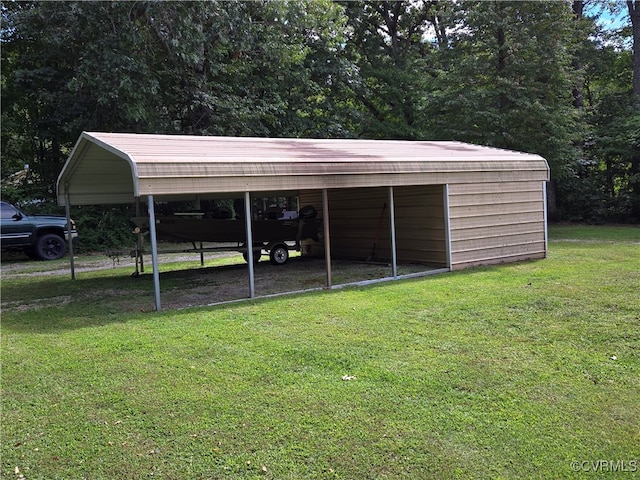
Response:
[[1, 0, 354, 200], [1, 0, 637, 227], [627, 0, 640, 219], [565, 0, 640, 222], [629, 0, 640, 98], [425, 2, 578, 147], [130, 0, 354, 138], [420, 1, 580, 219], [341, 0, 441, 139], [1, 1, 167, 201], [1, 0, 355, 249]]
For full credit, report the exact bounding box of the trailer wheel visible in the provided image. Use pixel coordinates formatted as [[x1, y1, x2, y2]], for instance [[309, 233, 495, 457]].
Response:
[[269, 244, 289, 265], [242, 249, 261, 264]]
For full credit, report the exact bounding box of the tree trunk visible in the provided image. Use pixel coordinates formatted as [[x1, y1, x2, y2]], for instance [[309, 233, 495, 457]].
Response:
[[494, 2, 508, 115], [628, 1, 640, 100], [572, 0, 585, 108], [627, 1, 640, 220], [547, 179, 559, 221]]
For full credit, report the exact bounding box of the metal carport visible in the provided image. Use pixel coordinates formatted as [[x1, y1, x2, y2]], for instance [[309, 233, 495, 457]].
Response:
[[57, 132, 550, 311]]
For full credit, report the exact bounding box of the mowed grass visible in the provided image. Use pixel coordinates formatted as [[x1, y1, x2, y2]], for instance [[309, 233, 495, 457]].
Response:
[[1, 225, 639, 479]]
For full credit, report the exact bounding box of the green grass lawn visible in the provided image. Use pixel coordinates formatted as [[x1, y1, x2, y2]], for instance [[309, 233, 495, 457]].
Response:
[[1, 225, 639, 479]]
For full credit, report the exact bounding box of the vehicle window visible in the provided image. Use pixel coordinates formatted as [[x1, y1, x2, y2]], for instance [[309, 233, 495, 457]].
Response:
[[1, 202, 19, 219]]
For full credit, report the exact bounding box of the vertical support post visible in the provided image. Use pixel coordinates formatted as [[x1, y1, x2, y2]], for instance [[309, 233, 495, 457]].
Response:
[[322, 188, 332, 288], [244, 191, 255, 298], [195, 195, 205, 266], [543, 181, 548, 258], [443, 185, 452, 270], [135, 197, 144, 273], [147, 195, 162, 311], [64, 189, 75, 280], [388, 186, 398, 278]]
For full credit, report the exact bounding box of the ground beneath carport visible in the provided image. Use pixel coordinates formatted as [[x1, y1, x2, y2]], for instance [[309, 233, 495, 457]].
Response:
[[1, 248, 439, 311]]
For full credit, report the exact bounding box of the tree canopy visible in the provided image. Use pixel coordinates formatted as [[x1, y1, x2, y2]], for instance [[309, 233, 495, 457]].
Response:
[[2, 0, 638, 233]]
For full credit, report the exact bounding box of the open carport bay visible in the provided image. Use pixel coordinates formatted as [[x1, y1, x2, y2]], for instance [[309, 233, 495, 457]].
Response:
[[136, 250, 442, 310]]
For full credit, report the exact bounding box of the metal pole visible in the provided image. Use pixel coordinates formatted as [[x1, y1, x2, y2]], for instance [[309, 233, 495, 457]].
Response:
[[543, 182, 548, 258], [64, 189, 75, 280], [322, 189, 332, 288], [244, 191, 255, 298], [147, 195, 162, 311], [195, 196, 204, 266], [443, 185, 452, 270], [388, 186, 398, 278], [135, 197, 144, 273]]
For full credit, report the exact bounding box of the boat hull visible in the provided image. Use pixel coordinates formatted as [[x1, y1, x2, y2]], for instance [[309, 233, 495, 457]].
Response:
[[132, 216, 321, 245]]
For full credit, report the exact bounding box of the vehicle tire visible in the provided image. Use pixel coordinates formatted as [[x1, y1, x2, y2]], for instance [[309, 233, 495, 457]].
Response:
[[242, 249, 261, 264], [35, 233, 67, 260], [269, 244, 289, 265]]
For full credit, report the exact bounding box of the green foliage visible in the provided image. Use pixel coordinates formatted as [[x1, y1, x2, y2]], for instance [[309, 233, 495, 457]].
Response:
[[423, 1, 580, 171], [1, 227, 639, 478], [575, 26, 640, 221], [69, 205, 137, 253], [560, 97, 640, 222], [1, 0, 638, 229], [342, 0, 439, 139]]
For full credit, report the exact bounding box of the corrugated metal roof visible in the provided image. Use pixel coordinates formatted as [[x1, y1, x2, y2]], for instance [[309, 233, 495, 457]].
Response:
[[57, 132, 550, 205]]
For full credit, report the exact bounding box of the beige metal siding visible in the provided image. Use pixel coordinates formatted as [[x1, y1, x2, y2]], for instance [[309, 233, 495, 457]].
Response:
[[393, 186, 447, 266], [136, 171, 546, 199], [448, 181, 546, 269], [328, 187, 391, 261], [301, 181, 545, 269], [64, 143, 136, 204]]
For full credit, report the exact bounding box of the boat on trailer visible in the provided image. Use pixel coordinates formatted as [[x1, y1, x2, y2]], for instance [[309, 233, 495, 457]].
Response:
[[131, 204, 321, 266]]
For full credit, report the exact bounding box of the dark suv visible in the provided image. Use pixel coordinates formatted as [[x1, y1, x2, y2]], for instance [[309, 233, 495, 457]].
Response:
[[1, 201, 78, 260]]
